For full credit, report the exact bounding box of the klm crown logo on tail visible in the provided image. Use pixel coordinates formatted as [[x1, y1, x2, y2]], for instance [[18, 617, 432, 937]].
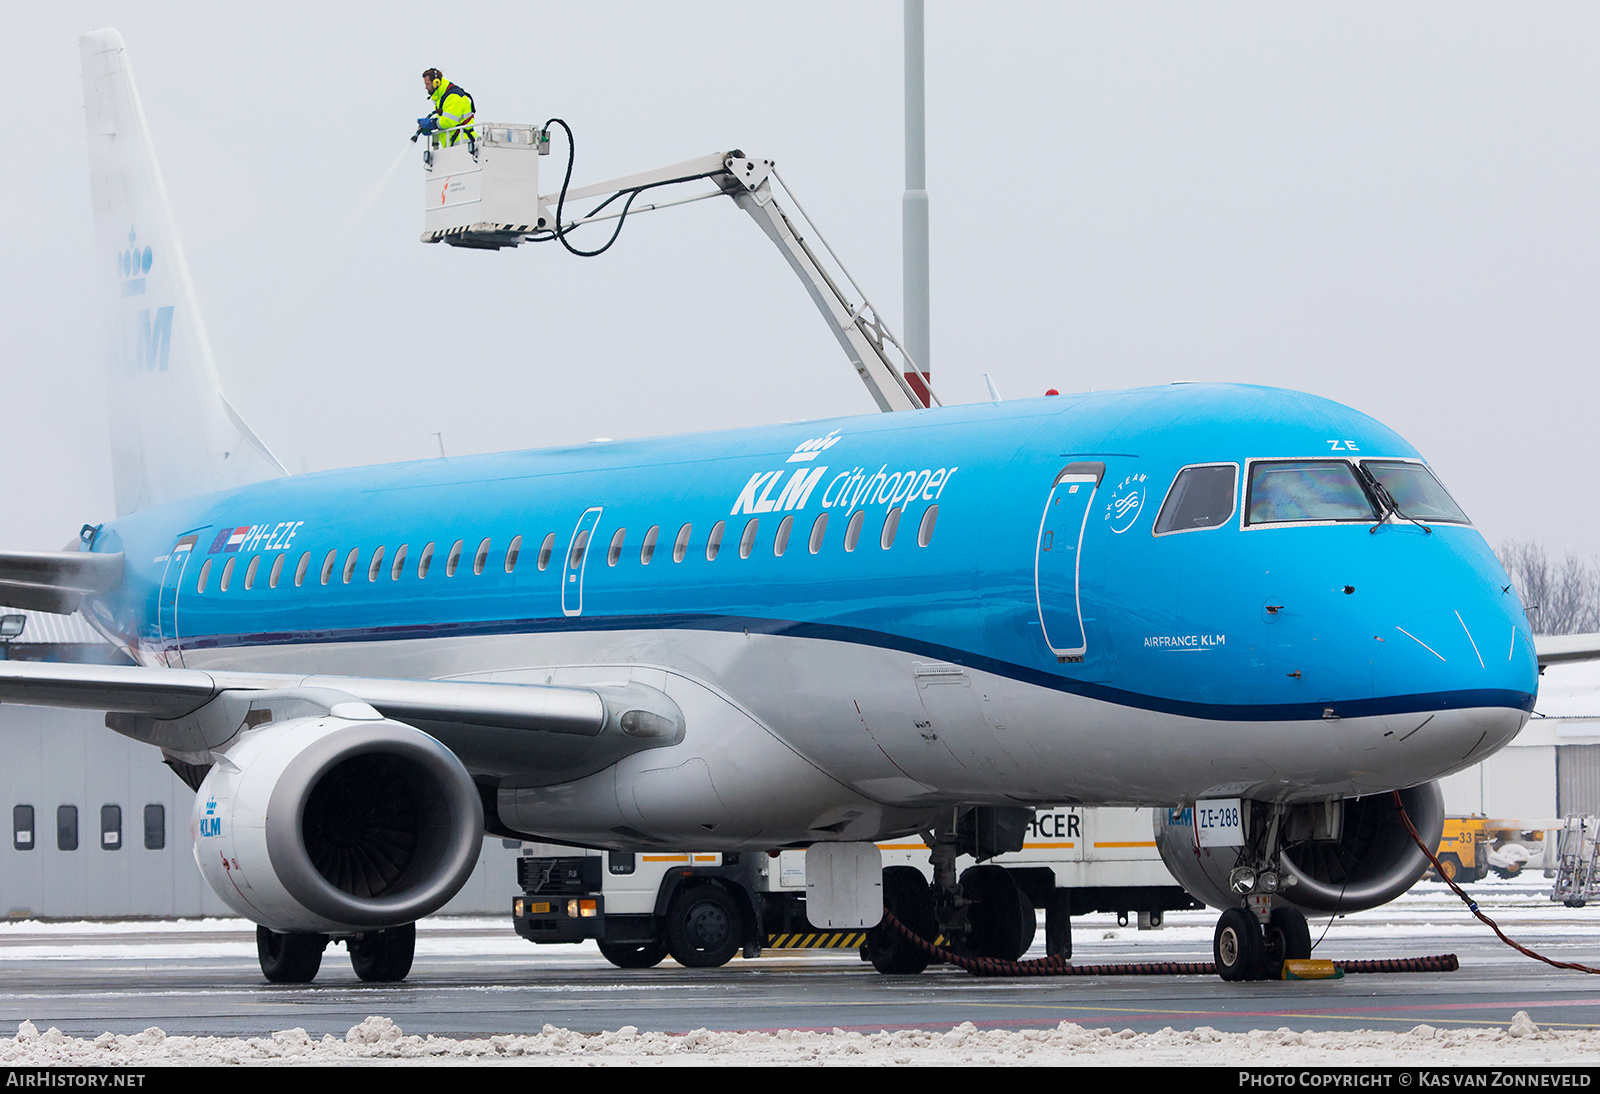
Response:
[[117, 226, 172, 374], [119, 226, 152, 296]]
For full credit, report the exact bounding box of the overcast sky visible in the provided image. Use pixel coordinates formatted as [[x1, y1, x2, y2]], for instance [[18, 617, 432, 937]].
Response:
[[5, 3, 1600, 560]]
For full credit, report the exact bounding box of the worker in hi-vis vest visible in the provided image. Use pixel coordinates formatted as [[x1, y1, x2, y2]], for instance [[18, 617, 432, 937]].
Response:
[[417, 69, 475, 146]]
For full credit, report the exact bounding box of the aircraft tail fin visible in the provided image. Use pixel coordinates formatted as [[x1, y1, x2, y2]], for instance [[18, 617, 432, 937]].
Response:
[[80, 29, 287, 517]]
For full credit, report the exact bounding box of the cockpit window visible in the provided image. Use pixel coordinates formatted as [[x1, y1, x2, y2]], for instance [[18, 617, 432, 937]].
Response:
[[1154, 464, 1236, 535], [1360, 461, 1470, 524], [1245, 461, 1378, 525]]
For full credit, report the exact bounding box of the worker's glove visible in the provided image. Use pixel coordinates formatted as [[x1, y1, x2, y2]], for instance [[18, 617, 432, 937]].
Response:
[[416, 117, 439, 134]]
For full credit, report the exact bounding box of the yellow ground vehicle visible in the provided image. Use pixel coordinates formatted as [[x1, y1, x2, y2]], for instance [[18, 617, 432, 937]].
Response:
[[1432, 817, 1548, 882]]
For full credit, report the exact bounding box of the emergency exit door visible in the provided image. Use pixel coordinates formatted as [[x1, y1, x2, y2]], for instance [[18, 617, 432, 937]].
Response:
[[1034, 462, 1104, 661], [562, 507, 603, 617]]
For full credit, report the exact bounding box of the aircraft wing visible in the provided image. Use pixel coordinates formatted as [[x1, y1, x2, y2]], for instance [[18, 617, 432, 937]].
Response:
[[1535, 633, 1600, 667], [0, 550, 124, 614], [0, 659, 682, 783]]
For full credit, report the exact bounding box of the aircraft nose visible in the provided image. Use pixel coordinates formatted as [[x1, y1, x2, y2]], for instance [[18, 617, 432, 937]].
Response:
[[1369, 598, 1537, 781]]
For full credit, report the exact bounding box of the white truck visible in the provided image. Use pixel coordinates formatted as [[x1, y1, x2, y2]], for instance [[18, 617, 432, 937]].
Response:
[[512, 807, 1200, 971]]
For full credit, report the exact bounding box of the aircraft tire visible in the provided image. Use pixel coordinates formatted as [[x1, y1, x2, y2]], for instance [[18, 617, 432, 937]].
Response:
[[349, 922, 416, 983], [958, 865, 1036, 963], [664, 884, 743, 968], [866, 866, 937, 975], [1261, 907, 1311, 980], [598, 939, 669, 969], [257, 926, 327, 984], [1213, 908, 1263, 982]]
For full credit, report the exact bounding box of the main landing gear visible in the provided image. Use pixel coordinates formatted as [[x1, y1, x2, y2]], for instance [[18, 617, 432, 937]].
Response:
[[256, 922, 417, 984], [864, 827, 1038, 974]]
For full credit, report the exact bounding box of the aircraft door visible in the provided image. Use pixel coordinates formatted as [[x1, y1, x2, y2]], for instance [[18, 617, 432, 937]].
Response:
[[157, 528, 206, 667], [1034, 462, 1104, 661], [562, 507, 604, 617]]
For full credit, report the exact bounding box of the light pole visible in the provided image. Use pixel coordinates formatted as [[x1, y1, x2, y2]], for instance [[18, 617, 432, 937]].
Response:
[[903, 0, 930, 406]]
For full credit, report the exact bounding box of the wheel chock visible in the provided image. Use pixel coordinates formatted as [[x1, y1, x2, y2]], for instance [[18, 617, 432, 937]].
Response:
[[1281, 959, 1343, 980]]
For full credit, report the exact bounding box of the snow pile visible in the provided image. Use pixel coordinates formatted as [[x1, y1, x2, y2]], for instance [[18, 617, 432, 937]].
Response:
[[2, 1013, 1596, 1066]]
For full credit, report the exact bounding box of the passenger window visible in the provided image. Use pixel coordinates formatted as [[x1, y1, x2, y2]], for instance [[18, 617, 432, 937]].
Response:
[[844, 510, 865, 552], [143, 804, 165, 851], [1155, 465, 1237, 535], [739, 518, 758, 559], [809, 513, 828, 553], [607, 528, 625, 566], [673, 523, 692, 563], [392, 543, 409, 579], [505, 535, 522, 573], [569, 531, 590, 569], [418, 541, 435, 579], [13, 805, 33, 851], [243, 555, 259, 590], [57, 805, 78, 852], [196, 558, 211, 593], [368, 545, 386, 582], [1361, 461, 1471, 524], [269, 552, 285, 589], [100, 805, 121, 851], [1246, 461, 1377, 525], [537, 533, 556, 571], [320, 549, 337, 586], [640, 525, 659, 565], [294, 551, 310, 587], [917, 505, 938, 547], [446, 539, 463, 577], [706, 520, 725, 561], [774, 515, 793, 557], [342, 548, 360, 584], [473, 538, 491, 576], [880, 507, 901, 549], [220, 556, 236, 592]]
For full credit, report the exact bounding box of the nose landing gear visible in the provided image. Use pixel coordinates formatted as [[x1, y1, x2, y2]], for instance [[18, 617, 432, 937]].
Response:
[[1213, 904, 1311, 981]]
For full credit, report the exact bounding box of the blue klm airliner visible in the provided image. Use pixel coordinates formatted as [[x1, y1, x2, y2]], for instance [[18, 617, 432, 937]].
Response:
[[0, 30, 1551, 985]]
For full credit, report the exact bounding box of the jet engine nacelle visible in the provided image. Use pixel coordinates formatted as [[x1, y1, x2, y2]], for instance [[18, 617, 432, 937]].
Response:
[[1153, 782, 1445, 914], [192, 711, 484, 933]]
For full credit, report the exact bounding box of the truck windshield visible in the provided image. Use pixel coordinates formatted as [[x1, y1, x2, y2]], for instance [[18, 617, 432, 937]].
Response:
[[1361, 461, 1470, 524], [1246, 461, 1378, 525]]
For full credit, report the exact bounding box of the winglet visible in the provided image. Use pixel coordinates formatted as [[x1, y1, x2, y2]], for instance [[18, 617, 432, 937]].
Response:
[[1535, 633, 1600, 668]]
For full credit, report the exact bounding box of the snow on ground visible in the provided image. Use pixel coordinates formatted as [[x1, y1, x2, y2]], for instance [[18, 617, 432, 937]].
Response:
[[0, 1013, 1592, 1066], [1, 879, 1596, 1065]]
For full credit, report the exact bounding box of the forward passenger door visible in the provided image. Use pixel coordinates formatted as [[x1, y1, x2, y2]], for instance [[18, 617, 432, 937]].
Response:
[[1034, 463, 1104, 661]]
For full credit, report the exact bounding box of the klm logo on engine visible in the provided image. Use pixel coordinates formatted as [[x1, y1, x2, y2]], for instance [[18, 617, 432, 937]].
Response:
[[199, 797, 222, 838]]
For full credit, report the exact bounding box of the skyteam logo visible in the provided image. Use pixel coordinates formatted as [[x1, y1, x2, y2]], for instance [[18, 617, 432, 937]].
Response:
[[198, 798, 222, 838], [1103, 473, 1148, 534], [119, 226, 152, 297]]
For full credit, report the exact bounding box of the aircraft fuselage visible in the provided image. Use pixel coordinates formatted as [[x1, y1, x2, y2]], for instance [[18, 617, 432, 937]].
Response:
[[79, 382, 1536, 848]]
